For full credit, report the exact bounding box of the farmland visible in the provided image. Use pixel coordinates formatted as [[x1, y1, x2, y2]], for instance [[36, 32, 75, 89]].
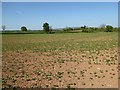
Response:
[[2, 32, 118, 88]]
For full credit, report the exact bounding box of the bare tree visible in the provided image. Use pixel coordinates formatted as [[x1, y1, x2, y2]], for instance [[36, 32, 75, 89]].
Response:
[[99, 24, 106, 28], [2, 25, 6, 31]]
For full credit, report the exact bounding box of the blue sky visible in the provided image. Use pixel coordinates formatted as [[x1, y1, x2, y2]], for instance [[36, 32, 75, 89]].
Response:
[[2, 2, 118, 30]]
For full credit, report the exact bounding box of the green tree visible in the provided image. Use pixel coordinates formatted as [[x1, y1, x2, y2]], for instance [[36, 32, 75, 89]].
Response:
[[106, 25, 113, 32], [43, 22, 50, 33], [21, 26, 27, 31]]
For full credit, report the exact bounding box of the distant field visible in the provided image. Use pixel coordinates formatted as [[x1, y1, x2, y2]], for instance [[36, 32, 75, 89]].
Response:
[[2, 32, 118, 51], [2, 32, 118, 88]]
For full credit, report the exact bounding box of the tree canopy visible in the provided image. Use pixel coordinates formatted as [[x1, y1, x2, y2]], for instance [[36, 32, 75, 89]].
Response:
[[43, 22, 50, 33], [21, 26, 27, 31], [106, 25, 113, 32]]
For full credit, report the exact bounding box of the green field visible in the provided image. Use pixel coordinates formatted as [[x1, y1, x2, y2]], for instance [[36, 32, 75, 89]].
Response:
[[2, 32, 118, 88], [2, 32, 118, 52]]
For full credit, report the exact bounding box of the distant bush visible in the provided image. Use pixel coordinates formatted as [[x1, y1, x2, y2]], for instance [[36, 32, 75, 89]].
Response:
[[81, 25, 95, 33], [81, 25, 86, 29], [63, 27, 73, 32], [97, 28, 106, 32], [21, 26, 27, 31], [82, 27, 95, 33], [113, 28, 118, 32], [73, 27, 81, 30]]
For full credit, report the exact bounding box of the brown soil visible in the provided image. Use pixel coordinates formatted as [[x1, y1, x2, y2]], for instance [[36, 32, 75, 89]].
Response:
[[2, 48, 118, 88]]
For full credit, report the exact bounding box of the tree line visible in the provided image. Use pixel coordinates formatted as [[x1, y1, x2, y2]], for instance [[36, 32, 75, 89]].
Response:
[[2, 23, 118, 33]]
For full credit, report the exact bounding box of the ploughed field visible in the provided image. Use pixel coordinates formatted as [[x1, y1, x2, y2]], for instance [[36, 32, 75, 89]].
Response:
[[2, 32, 118, 88]]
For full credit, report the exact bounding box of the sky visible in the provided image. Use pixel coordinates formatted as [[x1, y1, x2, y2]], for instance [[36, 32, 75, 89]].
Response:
[[1, 0, 120, 2], [2, 2, 118, 30]]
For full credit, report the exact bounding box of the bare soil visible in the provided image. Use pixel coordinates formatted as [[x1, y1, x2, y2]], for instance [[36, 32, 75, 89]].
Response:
[[2, 48, 118, 88]]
